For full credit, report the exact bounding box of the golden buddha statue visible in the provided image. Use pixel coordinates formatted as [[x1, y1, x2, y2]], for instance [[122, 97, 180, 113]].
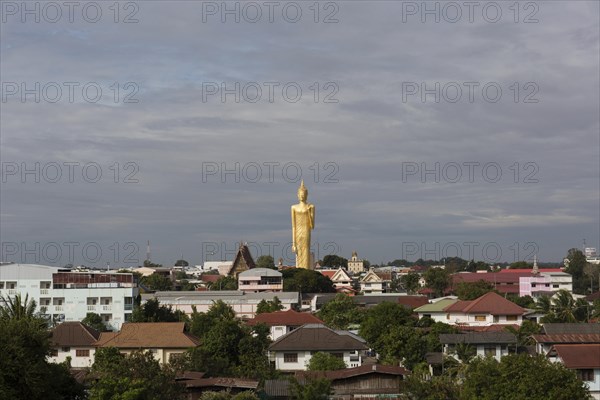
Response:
[[291, 180, 315, 269]]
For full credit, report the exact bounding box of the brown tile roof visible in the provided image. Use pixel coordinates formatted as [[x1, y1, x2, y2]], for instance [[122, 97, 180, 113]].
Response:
[[297, 364, 409, 381], [586, 291, 600, 302], [439, 332, 517, 344], [319, 270, 336, 279], [247, 309, 323, 327], [269, 324, 368, 352], [201, 274, 221, 283], [457, 324, 519, 333], [397, 296, 429, 309], [94, 322, 200, 348], [532, 334, 600, 344], [542, 323, 600, 335], [554, 344, 600, 368], [181, 378, 258, 390], [443, 292, 524, 315], [95, 332, 118, 346], [52, 322, 100, 347]]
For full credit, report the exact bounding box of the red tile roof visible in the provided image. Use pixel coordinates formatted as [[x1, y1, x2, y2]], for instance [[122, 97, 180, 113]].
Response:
[[554, 344, 600, 368], [443, 292, 524, 315], [457, 324, 519, 332], [201, 274, 221, 283], [499, 268, 563, 273], [247, 309, 323, 327], [319, 270, 336, 279], [297, 364, 409, 381], [397, 296, 429, 309]]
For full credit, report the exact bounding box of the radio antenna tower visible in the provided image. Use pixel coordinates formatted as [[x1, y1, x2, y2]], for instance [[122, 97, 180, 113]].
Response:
[[146, 240, 151, 262]]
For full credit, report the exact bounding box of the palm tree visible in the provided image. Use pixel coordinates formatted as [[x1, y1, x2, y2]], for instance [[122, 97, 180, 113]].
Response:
[[551, 290, 577, 323], [0, 293, 38, 321], [535, 295, 551, 314]]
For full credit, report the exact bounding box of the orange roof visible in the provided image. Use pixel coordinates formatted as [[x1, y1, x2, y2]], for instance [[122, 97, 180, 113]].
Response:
[[94, 322, 200, 349], [247, 309, 323, 327], [443, 292, 524, 315], [319, 270, 336, 279], [554, 344, 600, 368]]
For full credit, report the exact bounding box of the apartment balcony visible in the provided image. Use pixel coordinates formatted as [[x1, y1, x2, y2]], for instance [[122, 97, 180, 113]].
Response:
[[124, 304, 133, 311], [239, 283, 283, 292], [54, 306, 64, 312], [40, 289, 49, 295], [87, 305, 97, 311], [101, 305, 112, 311], [8, 289, 17, 295]]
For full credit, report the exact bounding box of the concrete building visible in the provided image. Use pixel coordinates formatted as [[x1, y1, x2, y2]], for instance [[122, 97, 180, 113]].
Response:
[[0, 263, 138, 330], [360, 269, 392, 295], [268, 324, 368, 371], [238, 268, 283, 293], [347, 251, 365, 274], [439, 332, 517, 362], [143, 290, 300, 319]]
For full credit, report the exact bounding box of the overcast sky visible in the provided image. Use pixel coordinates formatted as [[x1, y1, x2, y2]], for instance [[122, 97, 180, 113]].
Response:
[[1, 1, 598, 267]]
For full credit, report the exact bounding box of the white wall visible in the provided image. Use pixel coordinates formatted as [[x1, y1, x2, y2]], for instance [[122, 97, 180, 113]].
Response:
[[49, 346, 95, 368]]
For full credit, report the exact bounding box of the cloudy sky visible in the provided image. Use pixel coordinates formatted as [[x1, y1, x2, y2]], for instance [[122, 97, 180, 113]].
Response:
[[1, 1, 598, 267]]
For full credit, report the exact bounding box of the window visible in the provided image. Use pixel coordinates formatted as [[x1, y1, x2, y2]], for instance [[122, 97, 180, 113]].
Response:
[[507, 315, 518, 321], [475, 315, 486, 322], [531, 283, 536, 288], [61, 347, 71, 352], [330, 352, 343, 359], [76, 349, 89, 357], [50, 349, 58, 357], [553, 284, 559, 288], [484, 347, 497, 357], [578, 369, 594, 382], [283, 353, 298, 363]]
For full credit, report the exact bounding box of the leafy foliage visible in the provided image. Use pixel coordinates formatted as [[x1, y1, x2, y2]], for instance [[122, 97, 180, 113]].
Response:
[[89, 348, 183, 400], [210, 276, 238, 291], [359, 302, 416, 353], [322, 255, 348, 269], [460, 354, 590, 400], [131, 298, 188, 323], [317, 293, 364, 329], [256, 255, 276, 269], [306, 352, 347, 371], [0, 294, 86, 400], [565, 248, 590, 294], [400, 272, 421, 294], [282, 268, 335, 293], [142, 273, 173, 291], [81, 312, 107, 332], [454, 280, 496, 300], [290, 377, 332, 400], [256, 296, 284, 314], [423, 268, 451, 297]]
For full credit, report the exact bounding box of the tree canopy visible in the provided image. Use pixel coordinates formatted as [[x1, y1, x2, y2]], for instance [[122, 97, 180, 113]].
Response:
[[317, 293, 364, 329], [256, 255, 276, 269], [131, 298, 188, 323], [306, 352, 347, 371], [423, 268, 451, 297], [256, 297, 284, 314], [0, 294, 86, 400], [142, 273, 173, 291], [322, 255, 348, 269], [282, 269, 335, 293], [81, 312, 107, 332], [454, 280, 496, 300]]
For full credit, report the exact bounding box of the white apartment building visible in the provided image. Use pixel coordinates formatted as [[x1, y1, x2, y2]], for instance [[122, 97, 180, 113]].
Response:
[[0, 263, 138, 330]]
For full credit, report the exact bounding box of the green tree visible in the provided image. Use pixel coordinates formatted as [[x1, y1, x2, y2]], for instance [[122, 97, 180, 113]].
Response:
[[210, 276, 238, 291], [322, 255, 348, 269], [540, 290, 588, 323], [306, 352, 347, 371], [405, 374, 459, 400], [455, 280, 496, 300], [144, 260, 163, 268], [378, 325, 426, 369], [290, 377, 332, 400], [504, 320, 542, 348], [461, 354, 590, 400], [142, 273, 173, 291], [506, 294, 536, 309], [509, 261, 533, 269], [400, 272, 421, 294], [89, 347, 183, 400], [256, 297, 284, 314], [256, 255, 276, 269], [131, 298, 188, 323], [81, 312, 107, 332], [359, 302, 415, 353], [317, 293, 364, 329], [0, 294, 86, 400], [565, 248, 589, 294], [175, 259, 189, 267], [424, 268, 451, 297], [282, 269, 335, 293]]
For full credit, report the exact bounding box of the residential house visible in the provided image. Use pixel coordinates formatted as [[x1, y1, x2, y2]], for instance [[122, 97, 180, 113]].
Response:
[[439, 332, 517, 362], [268, 324, 368, 371], [360, 269, 392, 295], [177, 372, 259, 400], [0, 263, 138, 330], [94, 322, 200, 364], [49, 322, 100, 368], [320, 268, 354, 292], [552, 344, 600, 400], [144, 291, 300, 319], [414, 292, 525, 327], [532, 323, 600, 355], [247, 309, 324, 340], [264, 364, 409, 399]]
